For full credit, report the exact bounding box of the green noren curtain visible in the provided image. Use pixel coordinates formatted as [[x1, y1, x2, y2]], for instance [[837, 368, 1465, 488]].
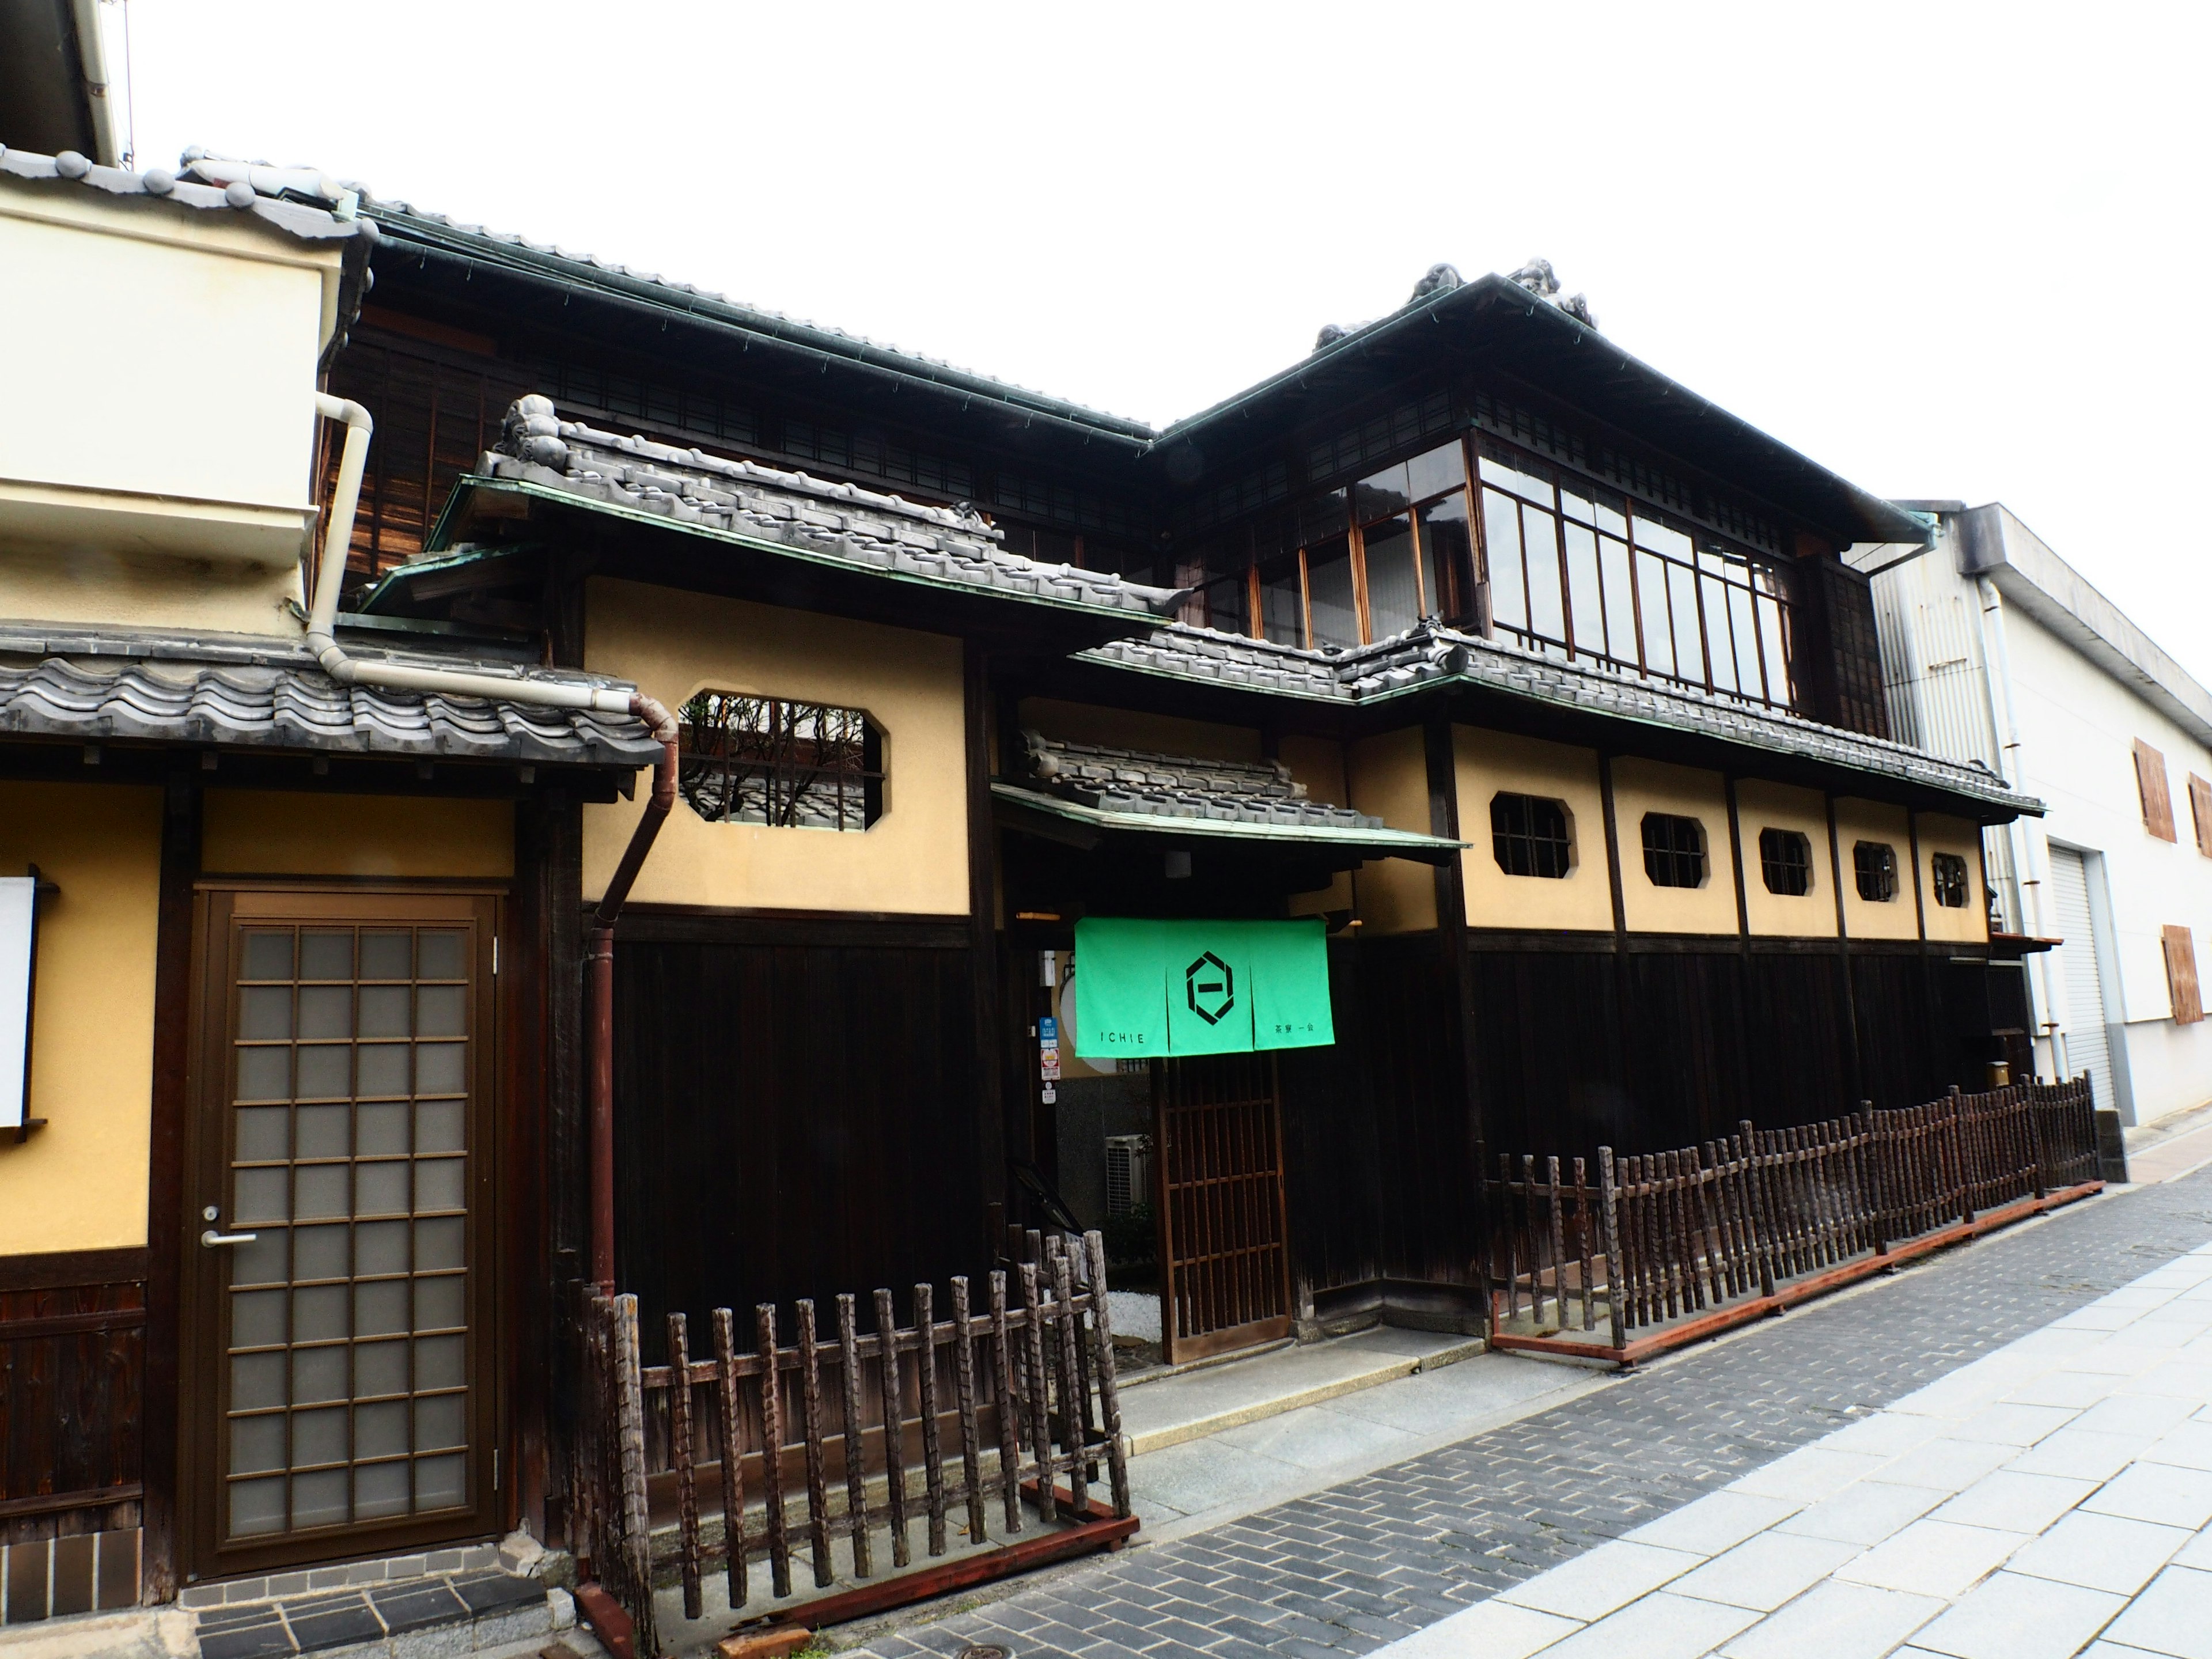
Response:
[[1070, 918, 1333, 1059]]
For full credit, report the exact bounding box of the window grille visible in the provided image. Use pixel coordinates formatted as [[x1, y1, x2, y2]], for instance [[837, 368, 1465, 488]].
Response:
[[1854, 840, 1899, 903], [1931, 851, 1970, 909], [1759, 827, 1813, 896], [1641, 813, 1707, 889], [1491, 793, 1573, 879], [679, 693, 883, 832]]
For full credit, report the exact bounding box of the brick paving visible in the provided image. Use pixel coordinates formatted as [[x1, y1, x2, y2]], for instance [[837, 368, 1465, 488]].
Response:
[[846, 1168, 2212, 1657]]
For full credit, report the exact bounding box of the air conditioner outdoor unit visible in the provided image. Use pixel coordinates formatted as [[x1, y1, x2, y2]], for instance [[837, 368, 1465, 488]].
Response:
[[1104, 1134, 1153, 1217]]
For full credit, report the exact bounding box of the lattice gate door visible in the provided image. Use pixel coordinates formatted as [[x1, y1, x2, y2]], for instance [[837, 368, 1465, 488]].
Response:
[[1152, 1054, 1294, 1363]]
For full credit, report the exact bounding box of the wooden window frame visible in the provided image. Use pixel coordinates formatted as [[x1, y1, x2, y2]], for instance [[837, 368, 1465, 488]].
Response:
[[1853, 840, 1899, 903], [2134, 740, 2177, 841], [1490, 792, 1575, 880], [1640, 812, 1709, 889], [177, 885, 505, 1580], [1929, 851, 1971, 910], [2162, 923, 2204, 1024], [1758, 827, 1813, 896]]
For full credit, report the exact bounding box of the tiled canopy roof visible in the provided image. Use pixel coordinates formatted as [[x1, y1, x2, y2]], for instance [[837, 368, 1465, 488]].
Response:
[[1080, 622, 2039, 816], [477, 397, 1182, 619], [1020, 730, 1382, 830], [0, 147, 367, 243], [0, 636, 658, 767]]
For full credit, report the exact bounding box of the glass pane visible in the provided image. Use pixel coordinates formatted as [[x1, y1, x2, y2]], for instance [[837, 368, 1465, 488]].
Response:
[[1524, 503, 1566, 646], [1199, 573, 1247, 636], [230, 1413, 286, 1475], [293, 1344, 348, 1404], [355, 1339, 409, 1399], [1353, 461, 1410, 525], [1637, 550, 1676, 678], [293, 1285, 349, 1343], [231, 1289, 287, 1349], [296, 1104, 349, 1159], [229, 1478, 285, 1537], [1257, 554, 1304, 647], [415, 1100, 464, 1154], [295, 1046, 350, 1100], [358, 986, 410, 1039], [238, 988, 292, 1041], [293, 1225, 348, 1281], [417, 932, 465, 980], [232, 1352, 286, 1412], [235, 1107, 289, 1161], [1482, 490, 1527, 636], [415, 1216, 465, 1272], [1298, 488, 1349, 546], [1563, 521, 1603, 660], [414, 1453, 466, 1510], [356, 1219, 410, 1277], [415, 1044, 465, 1096], [355, 1400, 409, 1461], [234, 1168, 289, 1226], [355, 1461, 410, 1520], [415, 1275, 465, 1331], [1633, 516, 1694, 560], [292, 1406, 348, 1467], [359, 933, 411, 980], [1362, 517, 1421, 639], [1560, 487, 1597, 527], [236, 1047, 290, 1103], [355, 1280, 410, 1338], [1729, 584, 1764, 699], [1701, 573, 1738, 692], [1759, 593, 1793, 704], [357, 1161, 410, 1217], [357, 1101, 409, 1155], [357, 1045, 410, 1099], [242, 933, 294, 981], [291, 1469, 349, 1529], [1406, 440, 1464, 504], [415, 1334, 465, 1391], [414, 1395, 465, 1452], [230, 1229, 288, 1288], [1668, 562, 1704, 683], [1419, 493, 1471, 623], [1480, 453, 1553, 503], [299, 933, 353, 982], [1305, 536, 1357, 649], [295, 1164, 350, 1222], [1601, 537, 1638, 666], [298, 986, 353, 1040], [414, 1158, 465, 1214]]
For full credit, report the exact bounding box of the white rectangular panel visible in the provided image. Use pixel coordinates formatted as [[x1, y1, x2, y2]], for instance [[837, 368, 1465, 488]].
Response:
[[0, 877, 33, 1130]]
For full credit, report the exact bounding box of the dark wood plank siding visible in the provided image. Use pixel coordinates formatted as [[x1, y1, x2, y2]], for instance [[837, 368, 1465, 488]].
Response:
[[609, 930, 983, 1363], [0, 1252, 146, 1545]]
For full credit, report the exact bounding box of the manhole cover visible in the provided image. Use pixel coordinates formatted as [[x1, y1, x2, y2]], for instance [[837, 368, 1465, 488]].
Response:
[[956, 1647, 1011, 1659]]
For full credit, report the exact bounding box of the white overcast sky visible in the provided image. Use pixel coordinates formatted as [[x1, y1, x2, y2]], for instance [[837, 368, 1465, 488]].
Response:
[[105, 1, 2212, 683]]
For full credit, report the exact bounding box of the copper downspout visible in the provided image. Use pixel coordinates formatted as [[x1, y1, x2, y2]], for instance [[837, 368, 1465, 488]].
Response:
[[589, 695, 680, 1293]]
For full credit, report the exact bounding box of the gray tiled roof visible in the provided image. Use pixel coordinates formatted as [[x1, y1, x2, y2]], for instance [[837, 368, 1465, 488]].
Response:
[[0, 147, 368, 242], [1079, 622, 2038, 815], [1020, 730, 1384, 830], [0, 641, 658, 767], [480, 397, 1183, 618]]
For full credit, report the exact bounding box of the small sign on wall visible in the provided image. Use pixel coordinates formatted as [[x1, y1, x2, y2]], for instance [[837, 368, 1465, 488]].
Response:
[[0, 872, 41, 1134]]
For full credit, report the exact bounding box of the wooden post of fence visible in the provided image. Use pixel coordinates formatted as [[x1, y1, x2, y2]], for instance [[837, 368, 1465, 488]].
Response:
[[950, 1277, 987, 1545], [755, 1304, 793, 1598], [666, 1312, 703, 1620], [1050, 1247, 1089, 1519], [711, 1308, 749, 1609], [1573, 1157, 1595, 1331], [2022, 1081, 2049, 1198], [987, 1270, 1023, 1535], [796, 1300, 834, 1587], [1018, 1262, 1055, 1519], [914, 1283, 948, 1556], [873, 1287, 911, 1569], [835, 1293, 873, 1578], [1598, 1147, 1627, 1350], [1084, 1231, 1132, 1520], [612, 1296, 654, 1643]]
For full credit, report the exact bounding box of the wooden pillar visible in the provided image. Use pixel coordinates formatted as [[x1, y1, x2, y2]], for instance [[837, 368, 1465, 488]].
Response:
[[1598, 753, 1634, 1132], [1826, 793, 1866, 1105], [965, 643, 1007, 1251], [1425, 715, 1483, 1286]]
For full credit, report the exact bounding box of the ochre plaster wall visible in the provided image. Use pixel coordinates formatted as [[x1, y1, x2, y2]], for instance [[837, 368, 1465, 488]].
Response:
[[0, 544, 304, 638], [1347, 726, 1437, 934], [1280, 733, 1355, 919], [0, 782, 162, 1254], [1613, 759, 1740, 937], [1836, 797, 1920, 941], [584, 577, 969, 914], [202, 791, 514, 878], [1453, 726, 1612, 934], [1018, 699, 1263, 765], [1737, 780, 1838, 938], [1918, 812, 1991, 945]]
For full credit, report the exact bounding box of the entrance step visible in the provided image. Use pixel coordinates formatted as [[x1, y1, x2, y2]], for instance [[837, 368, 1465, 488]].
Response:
[[187, 1569, 577, 1659], [1117, 1325, 1483, 1455]]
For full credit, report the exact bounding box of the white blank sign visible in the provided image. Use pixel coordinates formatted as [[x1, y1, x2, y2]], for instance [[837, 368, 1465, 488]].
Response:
[[0, 877, 34, 1130]]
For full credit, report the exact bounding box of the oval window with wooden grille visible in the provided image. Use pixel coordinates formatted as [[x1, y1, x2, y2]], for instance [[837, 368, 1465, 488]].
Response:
[[1931, 851, 1971, 909], [1854, 840, 1899, 902], [678, 692, 885, 831], [1641, 813, 1707, 889], [1759, 827, 1813, 896], [1490, 793, 1574, 878]]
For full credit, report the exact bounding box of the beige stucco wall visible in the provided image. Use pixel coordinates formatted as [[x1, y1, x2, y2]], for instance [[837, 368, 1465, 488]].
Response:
[[1453, 726, 1612, 934], [203, 791, 514, 878], [584, 577, 969, 914], [0, 185, 344, 575], [1836, 797, 1919, 941], [1280, 733, 1355, 919], [1020, 699, 1263, 765], [1918, 812, 1991, 945], [1737, 780, 1838, 938], [1347, 726, 1437, 934], [0, 544, 304, 636], [1613, 759, 1740, 936], [0, 782, 162, 1255]]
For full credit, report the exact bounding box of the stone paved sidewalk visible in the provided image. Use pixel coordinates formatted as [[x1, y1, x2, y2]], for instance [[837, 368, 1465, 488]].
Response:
[[1380, 1233, 2212, 1658], [843, 1168, 2212, 1657]]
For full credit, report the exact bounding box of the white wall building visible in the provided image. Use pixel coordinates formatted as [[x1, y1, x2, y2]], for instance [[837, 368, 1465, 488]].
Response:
[[1863, 503, 2212, 1126]]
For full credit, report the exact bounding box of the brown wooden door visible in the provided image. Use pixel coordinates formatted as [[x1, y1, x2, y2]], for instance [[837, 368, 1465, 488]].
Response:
[[180, 888, 501, 1578], [1153, 1054, 1293, 1363]]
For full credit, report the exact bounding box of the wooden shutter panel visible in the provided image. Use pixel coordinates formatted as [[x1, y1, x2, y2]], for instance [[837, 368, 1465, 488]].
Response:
[[2134, 740, 2176, 841], [2163, 925, 2204, 1024], [2190, 774, 2212, 858]]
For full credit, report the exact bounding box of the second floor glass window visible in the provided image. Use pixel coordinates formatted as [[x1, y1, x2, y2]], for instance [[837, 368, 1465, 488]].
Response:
[[1931, 851, 1970, 908], [1760, 827, 1813, 896], [1491, 793, 1573, 878], [1642, 813, 1707, 888], [1854, 840, 1898, 902]]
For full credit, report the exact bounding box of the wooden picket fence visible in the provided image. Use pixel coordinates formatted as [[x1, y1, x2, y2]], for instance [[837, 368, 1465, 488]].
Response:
[[572, 1230, 1134, 1656], [1484, 1077, 2101, 1365]]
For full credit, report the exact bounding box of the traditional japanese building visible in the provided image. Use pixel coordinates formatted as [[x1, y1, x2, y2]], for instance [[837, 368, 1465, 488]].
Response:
[[0, 138, 2044, 1611]]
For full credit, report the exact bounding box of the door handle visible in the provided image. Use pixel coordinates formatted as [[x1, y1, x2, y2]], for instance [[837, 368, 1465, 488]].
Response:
[[200, 1229, 259, 1247]]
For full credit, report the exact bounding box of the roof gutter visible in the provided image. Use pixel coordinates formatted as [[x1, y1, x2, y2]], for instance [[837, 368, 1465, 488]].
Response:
[[310, 393, 679, 1295]]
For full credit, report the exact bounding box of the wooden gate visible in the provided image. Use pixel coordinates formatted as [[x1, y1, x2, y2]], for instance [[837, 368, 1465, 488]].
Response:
[[1152, 1055, 1293, 1363]]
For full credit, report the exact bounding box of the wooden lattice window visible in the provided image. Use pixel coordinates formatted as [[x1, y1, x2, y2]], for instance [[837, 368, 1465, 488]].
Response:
[[1641, 813, 1707, 889], [2134, 740, 2177, 841], [1931, 851, 1971, 909], [2162, 925, 2204, 1024], [678, 694, 884, 832], [1853, 840, 1898, 903], [1490, 793, 1573, 878], [1758, 827, 1813, 896], [2190, 774, 2212, 858]]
